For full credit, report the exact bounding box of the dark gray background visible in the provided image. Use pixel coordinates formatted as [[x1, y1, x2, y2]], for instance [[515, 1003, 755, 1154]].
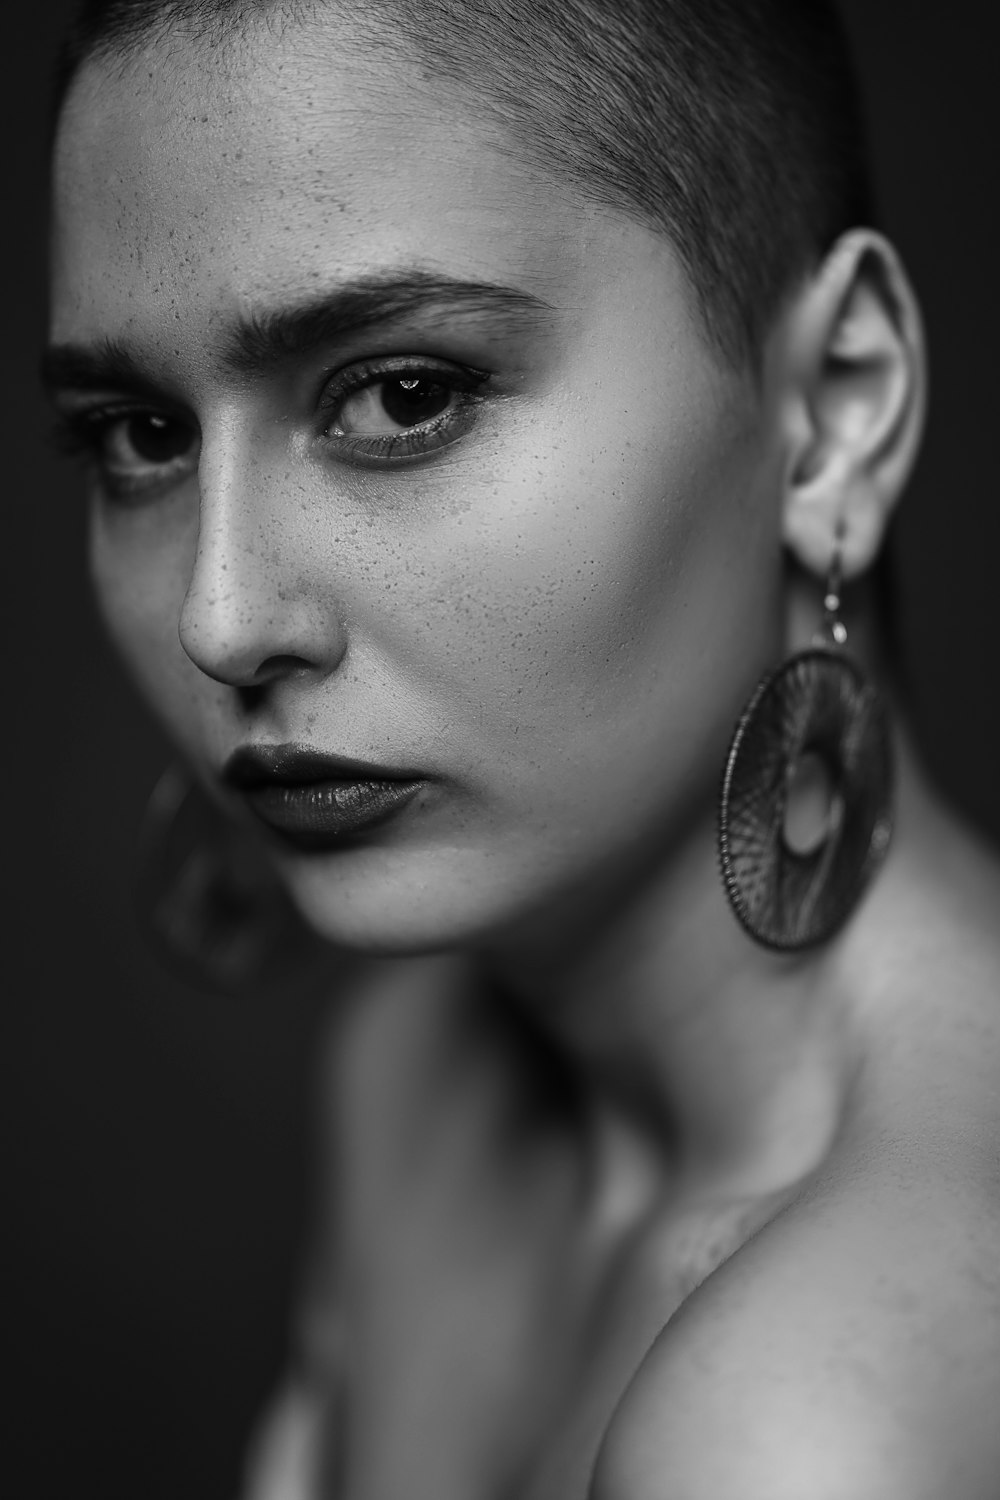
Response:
[[6, 4, 998, 1495]]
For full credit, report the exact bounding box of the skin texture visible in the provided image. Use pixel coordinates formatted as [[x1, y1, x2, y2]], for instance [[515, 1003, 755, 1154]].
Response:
[[51, 23, 781, 961], [49, 14, 1000, 1500]]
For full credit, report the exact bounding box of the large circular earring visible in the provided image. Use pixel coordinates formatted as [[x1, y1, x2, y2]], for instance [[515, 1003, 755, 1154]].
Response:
[[717, 543, 893, 952], [134, 764, 322, 994]]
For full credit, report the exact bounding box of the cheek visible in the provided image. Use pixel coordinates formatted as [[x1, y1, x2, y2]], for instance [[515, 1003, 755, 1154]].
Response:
[[368, 392, 778, 766], [88, 498, 207, 740]]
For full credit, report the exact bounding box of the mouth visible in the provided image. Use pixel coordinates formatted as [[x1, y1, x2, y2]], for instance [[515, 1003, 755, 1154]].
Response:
[[222, 744, 426, 851]]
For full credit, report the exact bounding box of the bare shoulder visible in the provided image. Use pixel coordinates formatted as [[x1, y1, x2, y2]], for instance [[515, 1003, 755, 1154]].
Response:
[[590, 806, 1000, 1500], [591, 1138, 1000, 1500], [590, 791, 1000, 1500]]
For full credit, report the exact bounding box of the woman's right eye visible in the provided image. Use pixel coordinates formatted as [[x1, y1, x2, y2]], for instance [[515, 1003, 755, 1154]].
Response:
[[56, 409, 199, 500]]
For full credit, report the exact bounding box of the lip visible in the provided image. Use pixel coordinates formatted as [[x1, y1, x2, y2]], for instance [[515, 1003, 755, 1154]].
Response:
[[223, 744, 426, 850]]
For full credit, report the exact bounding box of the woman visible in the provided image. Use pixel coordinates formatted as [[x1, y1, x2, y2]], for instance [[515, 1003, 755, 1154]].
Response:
[[44, 0, 1000, 1495]]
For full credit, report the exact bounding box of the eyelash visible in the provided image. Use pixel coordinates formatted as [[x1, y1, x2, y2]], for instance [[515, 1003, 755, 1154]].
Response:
[[318, 355, 490, 466], [50, 405, 198, 501], [50, 356, 491, 499]]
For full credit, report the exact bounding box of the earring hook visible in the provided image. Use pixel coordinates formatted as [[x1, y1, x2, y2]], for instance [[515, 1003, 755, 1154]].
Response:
[[818, 521, 848, 648]]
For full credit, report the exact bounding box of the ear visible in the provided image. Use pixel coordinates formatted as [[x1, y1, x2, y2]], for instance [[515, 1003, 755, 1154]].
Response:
[[774, 230, 927, 580]]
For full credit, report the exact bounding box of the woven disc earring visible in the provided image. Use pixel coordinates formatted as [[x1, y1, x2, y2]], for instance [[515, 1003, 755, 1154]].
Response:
[[717, 542, 893, 951], [134, 764, 321, 994]]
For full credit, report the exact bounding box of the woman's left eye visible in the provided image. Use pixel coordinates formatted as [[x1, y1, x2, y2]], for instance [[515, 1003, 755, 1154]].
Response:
[[320, 360, 488, 464]]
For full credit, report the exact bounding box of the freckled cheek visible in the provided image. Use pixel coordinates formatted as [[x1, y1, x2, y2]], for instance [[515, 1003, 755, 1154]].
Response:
[[366, 466, 690, 721]]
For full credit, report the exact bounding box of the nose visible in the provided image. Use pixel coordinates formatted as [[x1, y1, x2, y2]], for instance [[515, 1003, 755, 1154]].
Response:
[[178, 448, 348, 690]]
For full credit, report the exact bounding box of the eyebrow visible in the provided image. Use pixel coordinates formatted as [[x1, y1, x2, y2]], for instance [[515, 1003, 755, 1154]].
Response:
[[41, 272, 555, 396]]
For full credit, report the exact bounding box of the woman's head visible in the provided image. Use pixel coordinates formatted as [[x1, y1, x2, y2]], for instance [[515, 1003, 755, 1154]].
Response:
[[46, 0, 924, 959], [54, 0, 873, 367]]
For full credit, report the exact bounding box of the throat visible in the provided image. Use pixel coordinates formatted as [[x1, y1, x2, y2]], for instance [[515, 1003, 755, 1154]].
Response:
[[478, 898, 861, 1206]]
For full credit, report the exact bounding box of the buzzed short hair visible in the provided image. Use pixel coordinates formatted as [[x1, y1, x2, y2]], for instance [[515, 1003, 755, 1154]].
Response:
[[53, 0, 874, 367]]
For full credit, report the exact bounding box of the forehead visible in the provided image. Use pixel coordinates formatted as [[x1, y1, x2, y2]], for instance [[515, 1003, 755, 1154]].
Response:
[[50, 16, 681, 364]]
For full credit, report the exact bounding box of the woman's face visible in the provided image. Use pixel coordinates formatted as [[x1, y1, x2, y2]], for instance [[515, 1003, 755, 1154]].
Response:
[[49, 16, 786, 955]]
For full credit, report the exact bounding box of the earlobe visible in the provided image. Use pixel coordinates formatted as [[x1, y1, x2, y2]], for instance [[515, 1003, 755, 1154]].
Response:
[[779, 230, 927, 579]]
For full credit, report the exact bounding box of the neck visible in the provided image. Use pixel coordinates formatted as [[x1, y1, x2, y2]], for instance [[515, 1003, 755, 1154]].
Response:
[[474, 573, 899, 1200], [479, 789, 867, 1202]]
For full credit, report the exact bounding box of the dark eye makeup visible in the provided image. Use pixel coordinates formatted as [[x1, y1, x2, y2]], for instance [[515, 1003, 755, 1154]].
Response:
[[49, 354, 492, 499], [51, 406, 199, 501], [318, 354, 490, 467]]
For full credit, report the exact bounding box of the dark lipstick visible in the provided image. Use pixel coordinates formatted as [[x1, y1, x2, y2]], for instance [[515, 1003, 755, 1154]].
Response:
[[223, 745, 424, 850]]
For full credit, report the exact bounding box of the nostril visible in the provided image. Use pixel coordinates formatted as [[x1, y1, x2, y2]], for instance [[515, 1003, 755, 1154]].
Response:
[[247, 652, 320, 686], [178, 579, 349, 688]]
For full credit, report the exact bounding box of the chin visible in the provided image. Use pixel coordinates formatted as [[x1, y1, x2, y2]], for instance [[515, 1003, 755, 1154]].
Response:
[[274, 844, 532, 958]]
